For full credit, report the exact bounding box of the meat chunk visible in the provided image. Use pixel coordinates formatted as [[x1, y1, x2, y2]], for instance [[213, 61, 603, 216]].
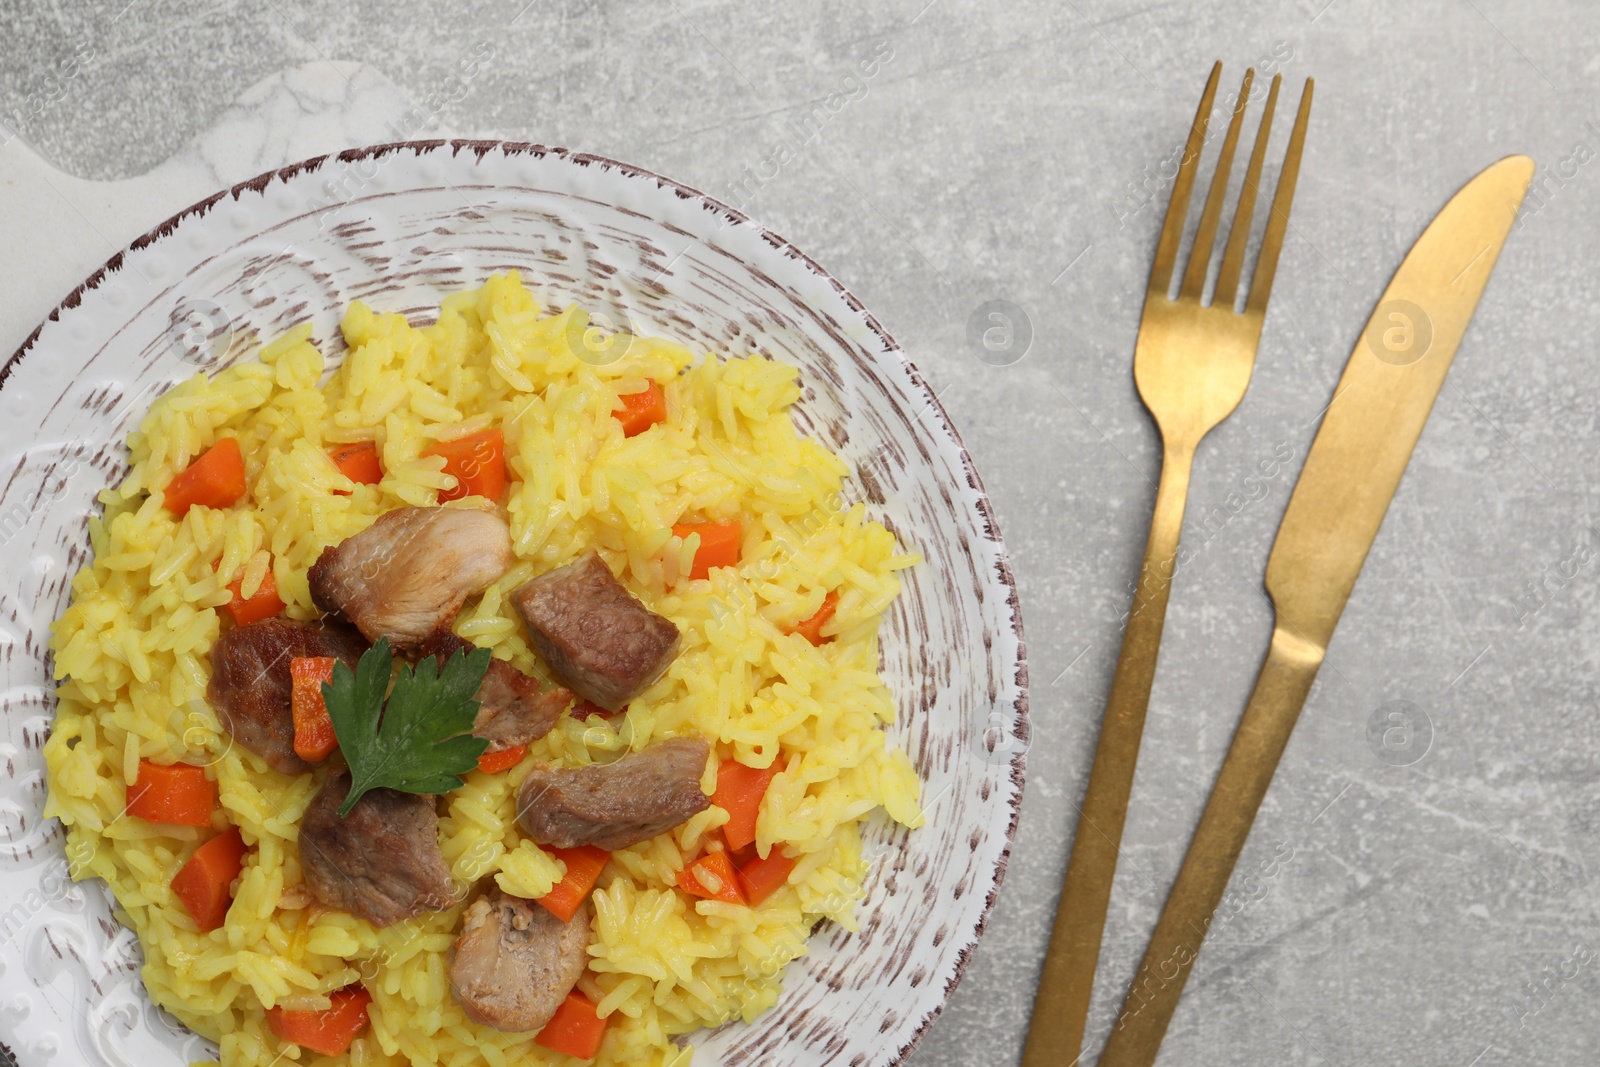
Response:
[[309, 506, 514, 651], [417, 630, 573, 752], [298, 771, 456, 928], [449, 888, 590, 1032], [510, 552, 680, 711], [517, 736, 711, 851], [206, 618, 368, 775]]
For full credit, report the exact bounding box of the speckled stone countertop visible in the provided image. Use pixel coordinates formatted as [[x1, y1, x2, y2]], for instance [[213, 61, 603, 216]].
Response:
[[3, 1, 1598, 1065]]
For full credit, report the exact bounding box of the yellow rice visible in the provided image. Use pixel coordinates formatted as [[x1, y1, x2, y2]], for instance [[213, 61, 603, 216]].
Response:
[[43, 272, 923, 1066]]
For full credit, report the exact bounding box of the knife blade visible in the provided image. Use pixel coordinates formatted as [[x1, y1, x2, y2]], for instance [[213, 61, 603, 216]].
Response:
[[1095, 154, 1535, 1067]]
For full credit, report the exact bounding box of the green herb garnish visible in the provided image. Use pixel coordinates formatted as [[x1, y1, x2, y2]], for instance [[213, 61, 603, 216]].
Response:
[[324, 636, 492, 816]]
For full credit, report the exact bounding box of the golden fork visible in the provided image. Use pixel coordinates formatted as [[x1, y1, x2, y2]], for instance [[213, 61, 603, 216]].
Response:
[[1022, 62, 1313, 1067]]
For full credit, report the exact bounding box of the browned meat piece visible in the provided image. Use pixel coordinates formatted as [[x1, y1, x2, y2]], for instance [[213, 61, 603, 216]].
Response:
[[309, 506, 514, 651], [509, 552, 680, 711], [206, 618, 368, 775], [298, 771, 456, 928], [517, 736, 711, 851], [416, 630, 574, 752], [449, 888, 590, 1032]]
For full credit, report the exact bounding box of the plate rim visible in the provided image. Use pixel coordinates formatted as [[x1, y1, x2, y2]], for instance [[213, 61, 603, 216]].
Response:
[[4, 138, 1031, 1067]]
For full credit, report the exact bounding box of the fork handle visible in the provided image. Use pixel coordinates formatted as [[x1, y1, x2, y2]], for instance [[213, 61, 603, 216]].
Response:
[[1097, 622, 1323, 1066], [1022, 443, 1195, 1067]]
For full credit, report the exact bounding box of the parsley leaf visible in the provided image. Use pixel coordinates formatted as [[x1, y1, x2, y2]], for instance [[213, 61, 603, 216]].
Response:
[[324, 636, 492, 816]]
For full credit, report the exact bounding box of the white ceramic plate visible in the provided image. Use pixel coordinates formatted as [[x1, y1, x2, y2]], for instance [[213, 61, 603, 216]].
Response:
[[0, 141, 1028, 1067]]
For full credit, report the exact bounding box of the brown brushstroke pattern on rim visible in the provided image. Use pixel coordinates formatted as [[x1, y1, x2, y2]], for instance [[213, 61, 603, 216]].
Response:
[[0, 141, 1028, 1067]]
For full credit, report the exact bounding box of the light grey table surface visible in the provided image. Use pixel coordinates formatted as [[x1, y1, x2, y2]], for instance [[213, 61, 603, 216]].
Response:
[[5, 1, 1600, 1065]]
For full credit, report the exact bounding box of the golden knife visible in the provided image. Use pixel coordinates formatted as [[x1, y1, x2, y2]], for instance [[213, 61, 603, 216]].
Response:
[[1096, 154, 1536, 1067]]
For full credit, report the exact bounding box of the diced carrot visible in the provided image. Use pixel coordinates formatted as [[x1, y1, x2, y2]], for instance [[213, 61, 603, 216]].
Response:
[[711, 758, 780, 852], [475, 743, 527, 774], [789, 590, 839, 646], [223, 566, 286, 626], [290, 657, 339, 762], [328, 441, 383, 490], [672, 521, 742, 580], [266, 986, 373, 1056], [678, 850, 745, 905], [163, 437, 247, 517], [736, 849, 798, 907], [536, 845, 611, 923], [171, 827, 248, 932], [126, 760, 215, 827], [424, 428, 507, 503], [613, 382, 666, 438], [536, 990, 608, 1060]]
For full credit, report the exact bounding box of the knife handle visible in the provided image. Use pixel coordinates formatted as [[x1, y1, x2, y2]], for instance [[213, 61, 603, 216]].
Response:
[[1097, 620, 1324, 1067], [1022, 445, 1194, 1067]]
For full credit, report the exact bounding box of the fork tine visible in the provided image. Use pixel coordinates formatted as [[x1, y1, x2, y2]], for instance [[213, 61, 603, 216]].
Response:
[[1244, 78, 1314, 316], [1179, 69, 1254, 300], [1149, 61, 1222, 297], [1214, 74, 1280, 308]]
